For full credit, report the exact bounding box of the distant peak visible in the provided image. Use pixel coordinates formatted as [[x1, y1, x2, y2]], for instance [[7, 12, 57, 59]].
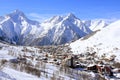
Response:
[[46, 15, 63, 23], [5, 9, 28, 23], [12, 9, 24, 15], [67, 13, 75, 16], [14, 9, 22, 13], [5, 9, 25, 17], [51, 16, 62, 20], [67, 13, 76, 18], [64, 13, 79, 21], [7, 9, 26, 19]]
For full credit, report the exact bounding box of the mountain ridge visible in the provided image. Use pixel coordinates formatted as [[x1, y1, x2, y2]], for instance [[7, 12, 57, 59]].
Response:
[[0, 10, 115, 46]]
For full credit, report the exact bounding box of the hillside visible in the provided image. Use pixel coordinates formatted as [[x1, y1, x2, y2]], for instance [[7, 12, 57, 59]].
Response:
[[70, 20, 120, 62]]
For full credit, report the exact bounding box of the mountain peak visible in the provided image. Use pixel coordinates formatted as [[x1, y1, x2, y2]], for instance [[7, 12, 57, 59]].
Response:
[[6, 9, 27, 23], [67, 13, 75, 16], [45, 15, 63, 24], [6, 9, 25, 18], [66, 13, 76, 19], [13, 9, 24, 14], [10, 9, 25, 17]]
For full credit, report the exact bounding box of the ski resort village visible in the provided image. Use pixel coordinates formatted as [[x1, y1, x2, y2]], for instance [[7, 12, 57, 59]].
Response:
[[0, 9, 120, 80]]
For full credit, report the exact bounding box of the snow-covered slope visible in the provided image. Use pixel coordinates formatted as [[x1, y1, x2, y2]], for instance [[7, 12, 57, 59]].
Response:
[[70, 20, 120, 62], [0, 10, 92, 46], [0, 41, 99, 80]]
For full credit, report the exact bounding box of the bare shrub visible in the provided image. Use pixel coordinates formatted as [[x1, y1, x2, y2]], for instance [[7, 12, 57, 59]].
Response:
[[95, 74, 106, 80], [112, 62, 120, 68], [25, 65, 41, 77], [50, 73, 56, 80], [10, 63, 18, 70], [0, 46, 2, 50], [0, 59, 7, 70], [77, 71, 93, 80], [35, 62, 41, 68]]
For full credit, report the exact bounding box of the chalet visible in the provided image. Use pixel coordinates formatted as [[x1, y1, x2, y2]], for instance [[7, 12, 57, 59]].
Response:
[[87, 64, 113, 76], [104, 65, 113, 76], [87, 64, 100, 73]]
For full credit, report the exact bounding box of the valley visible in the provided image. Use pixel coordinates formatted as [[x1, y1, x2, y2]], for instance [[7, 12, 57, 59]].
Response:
[[0, 10, 120, 80]]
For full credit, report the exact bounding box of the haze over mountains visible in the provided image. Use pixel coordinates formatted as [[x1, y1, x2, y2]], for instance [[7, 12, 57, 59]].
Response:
[[0, 10, 116, 46]]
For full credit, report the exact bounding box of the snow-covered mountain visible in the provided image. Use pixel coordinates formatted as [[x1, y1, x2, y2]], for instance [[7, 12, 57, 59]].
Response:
[[0, 10, 40, 44], [32, 13, 92, 45], [0, 10, 92, 46], [70, 20, 120, 62], [82, 19, 115, 31]]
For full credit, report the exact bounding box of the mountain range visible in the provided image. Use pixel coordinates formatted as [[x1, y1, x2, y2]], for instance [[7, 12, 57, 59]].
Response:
[[0, 10, 115, 46]]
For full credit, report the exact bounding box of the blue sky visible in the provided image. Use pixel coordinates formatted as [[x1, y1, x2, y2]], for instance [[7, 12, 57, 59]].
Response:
[[0, 0, 120, 21]]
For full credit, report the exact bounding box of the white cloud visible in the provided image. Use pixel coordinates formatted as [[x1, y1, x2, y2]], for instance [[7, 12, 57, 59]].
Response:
[[28, 13, 48, 22]]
